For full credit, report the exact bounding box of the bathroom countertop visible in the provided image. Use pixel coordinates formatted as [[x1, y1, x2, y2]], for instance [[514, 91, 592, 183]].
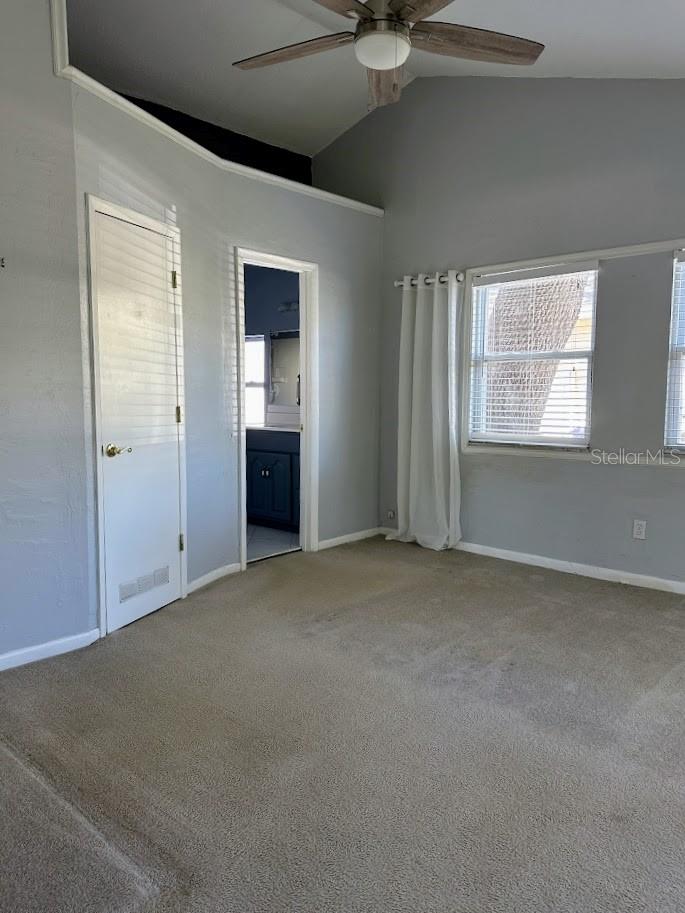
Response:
[[246, 425, 300, 433]]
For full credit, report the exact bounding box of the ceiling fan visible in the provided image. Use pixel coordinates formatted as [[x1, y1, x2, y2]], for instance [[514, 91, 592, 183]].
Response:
[[233, 0, 544, 108]]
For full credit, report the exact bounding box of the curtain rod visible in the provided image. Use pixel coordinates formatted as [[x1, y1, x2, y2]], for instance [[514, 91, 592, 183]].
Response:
[[393, 272, 464, 288]]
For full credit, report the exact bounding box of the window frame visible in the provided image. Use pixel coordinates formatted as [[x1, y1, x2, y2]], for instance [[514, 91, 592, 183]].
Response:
[[244, 334, 267, 427], [665, 252, 685, 451], [462, 259, 599, 454]]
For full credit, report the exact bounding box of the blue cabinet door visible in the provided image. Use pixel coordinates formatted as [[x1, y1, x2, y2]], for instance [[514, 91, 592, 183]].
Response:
[[247, 451, 272, 520], [267, 454, 291, 523], [246, 450, 292, 526]]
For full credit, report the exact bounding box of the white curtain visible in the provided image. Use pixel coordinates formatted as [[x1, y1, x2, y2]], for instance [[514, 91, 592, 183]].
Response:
[[387, 271, 462, 550]]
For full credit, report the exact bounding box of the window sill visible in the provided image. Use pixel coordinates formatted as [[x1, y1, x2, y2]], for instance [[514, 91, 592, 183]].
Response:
[[463, 441, 592, 461], [463, 441, 685, 467]]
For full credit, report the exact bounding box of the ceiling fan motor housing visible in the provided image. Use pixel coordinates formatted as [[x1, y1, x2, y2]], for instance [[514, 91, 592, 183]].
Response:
[[354, 19, 411, 70]]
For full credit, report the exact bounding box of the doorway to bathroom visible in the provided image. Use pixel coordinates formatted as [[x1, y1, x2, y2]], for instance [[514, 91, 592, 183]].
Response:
[[236, 249, 319, 566]]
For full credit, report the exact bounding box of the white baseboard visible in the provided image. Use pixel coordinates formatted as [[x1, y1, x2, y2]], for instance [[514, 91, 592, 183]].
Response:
[[187, 563, 241, 593], [317, 528, 387, 551], [456, 541, 685, 596], [0, 628, 100, 673]]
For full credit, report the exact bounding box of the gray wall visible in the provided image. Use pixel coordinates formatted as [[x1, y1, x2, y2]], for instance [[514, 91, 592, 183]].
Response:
[[314, 77, 685, 582], [1, 1, 89, 653], [2, 0, 383, 657], [72, 86, 383, 582]]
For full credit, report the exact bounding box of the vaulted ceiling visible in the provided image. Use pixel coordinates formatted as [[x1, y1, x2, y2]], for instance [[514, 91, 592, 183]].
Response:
[[67, 0, 685, 156]]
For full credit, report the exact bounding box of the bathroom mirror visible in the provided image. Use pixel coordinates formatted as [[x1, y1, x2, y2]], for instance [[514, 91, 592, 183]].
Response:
[[266, 331, 300, 426]]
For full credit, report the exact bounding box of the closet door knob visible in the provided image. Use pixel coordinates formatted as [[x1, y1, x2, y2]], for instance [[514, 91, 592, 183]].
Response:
[[104, 443, 133, 457]]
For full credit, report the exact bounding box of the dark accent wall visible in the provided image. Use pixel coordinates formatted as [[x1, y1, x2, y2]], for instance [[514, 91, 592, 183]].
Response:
[[125, 96, 312, 185], [244, 265, 300, 336]]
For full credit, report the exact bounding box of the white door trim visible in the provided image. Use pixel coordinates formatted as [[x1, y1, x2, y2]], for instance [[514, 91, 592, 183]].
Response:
[[86, 195, 188, 636], [235, 248, 320, 570]]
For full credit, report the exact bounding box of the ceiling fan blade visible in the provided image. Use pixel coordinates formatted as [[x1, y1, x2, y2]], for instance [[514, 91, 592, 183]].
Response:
[[411, 21, 544, 65], [388, 0, 455, 23], [367, 67, 403, 108], [234, 32, 355, 70], [312, 0, 374, 20]]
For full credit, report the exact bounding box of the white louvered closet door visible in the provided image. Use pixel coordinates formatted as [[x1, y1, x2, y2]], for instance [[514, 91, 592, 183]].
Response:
[[92, 208, 183, 633]]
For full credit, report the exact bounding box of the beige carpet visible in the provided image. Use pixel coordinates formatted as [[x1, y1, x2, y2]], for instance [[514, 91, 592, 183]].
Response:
[[2, 537, 685, 912]]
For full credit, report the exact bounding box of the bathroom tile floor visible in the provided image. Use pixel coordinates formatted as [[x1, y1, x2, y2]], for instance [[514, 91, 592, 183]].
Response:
[[247, 524, 300, 562]]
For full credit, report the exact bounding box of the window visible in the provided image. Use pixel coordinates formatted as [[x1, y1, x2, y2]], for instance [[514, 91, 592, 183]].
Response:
[[468, 264, 598, 447], [666, 256, 685, 448], [245, 335, 266, 426]]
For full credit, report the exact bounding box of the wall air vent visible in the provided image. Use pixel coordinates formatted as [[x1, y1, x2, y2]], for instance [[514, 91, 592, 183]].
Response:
[[119, 566, 170, 603]]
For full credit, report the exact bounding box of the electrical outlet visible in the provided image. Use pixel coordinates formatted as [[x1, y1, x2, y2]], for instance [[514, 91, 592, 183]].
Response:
[[633, 519, 647, 540], [387, 509, 396, 520]]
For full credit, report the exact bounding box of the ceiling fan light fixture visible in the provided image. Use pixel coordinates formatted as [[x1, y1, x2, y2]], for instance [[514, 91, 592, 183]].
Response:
[[233, 1, 545, 110], [354, 20, 411, 71]]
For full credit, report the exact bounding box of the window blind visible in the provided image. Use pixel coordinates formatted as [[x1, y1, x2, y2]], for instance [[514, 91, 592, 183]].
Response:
[[666, 258, 685, 448], [469, 267, 598, 446]]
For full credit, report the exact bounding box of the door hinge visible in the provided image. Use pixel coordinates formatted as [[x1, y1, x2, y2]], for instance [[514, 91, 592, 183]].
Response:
[[171, 270, 178, 289], [179, 533, 185, 552], [176, 404, 182, 423]]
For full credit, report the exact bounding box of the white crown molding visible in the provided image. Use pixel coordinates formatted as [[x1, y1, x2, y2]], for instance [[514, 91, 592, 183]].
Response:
[[49, 0, 69, 74], [48, 0, 383, 219], [0, 629, 100, 673]]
